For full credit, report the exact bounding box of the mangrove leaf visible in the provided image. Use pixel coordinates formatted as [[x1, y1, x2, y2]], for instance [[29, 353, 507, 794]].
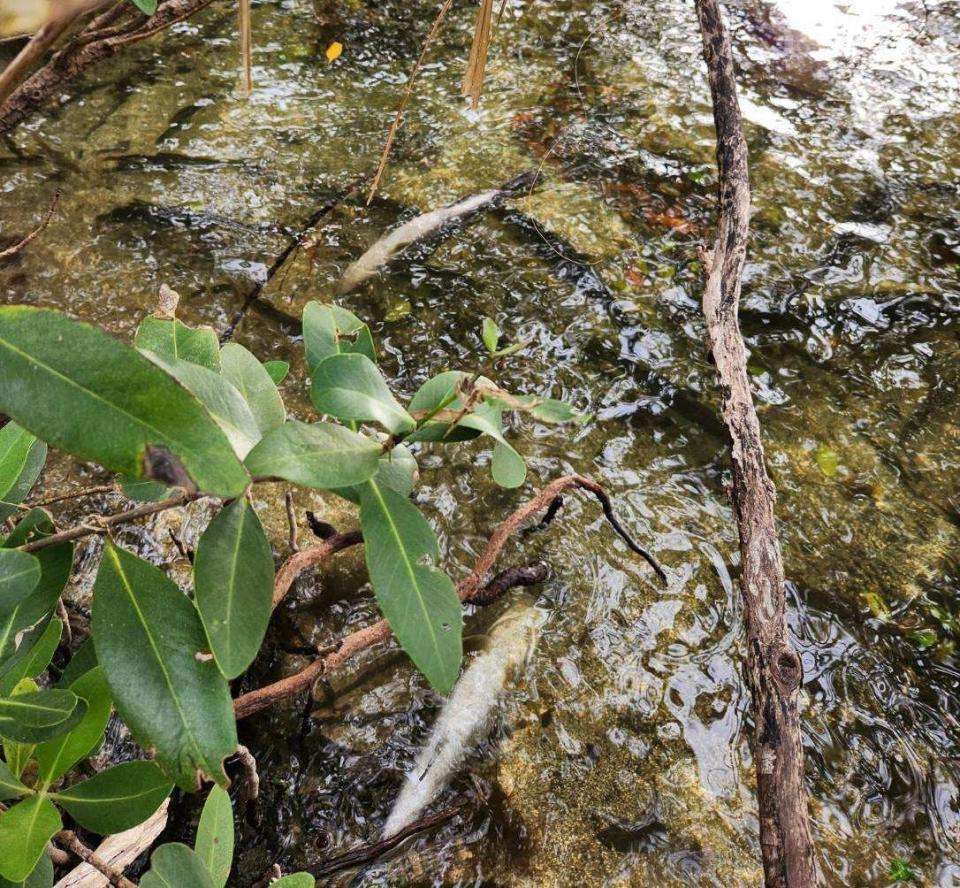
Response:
[[358, 481, 461, 693], [0, 307, 248, 497], [245, 421, 380, 490], [195, 784, 234, 888], [311, 353, 414, 435], [0, 796, 61, 883], [92, 542, 237, 790], [194, 499, 274, 680], [51, 761, 172, 834], [220, 343, 286, 435]]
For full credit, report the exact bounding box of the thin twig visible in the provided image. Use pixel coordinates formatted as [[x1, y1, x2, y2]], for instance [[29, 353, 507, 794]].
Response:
[[19, 492, 194, 553], [25, 482, 115, 509], [366, 0, 455, 204], [0, 189, 61, 262], [55, 830, 138, 888], [309, 806, 461, 878]]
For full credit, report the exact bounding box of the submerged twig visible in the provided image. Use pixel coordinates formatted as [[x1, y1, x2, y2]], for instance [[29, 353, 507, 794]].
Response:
[[0, 189, 60, 262], [466, 561, 549, 606], [308, 806, 461, 878], [220, 171, 371, 341], [271, 529, 363, 608]]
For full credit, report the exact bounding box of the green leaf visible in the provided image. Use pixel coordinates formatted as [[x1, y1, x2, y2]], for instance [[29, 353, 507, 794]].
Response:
[[0, 758, 29, 800], [311, 354, 414, 435], [481, 317, 500, 354], [359, 482, 461, 693], [815, 444, 839, 478], [0, 618, 63, 696], [245, 421, 380, 490], [195, 784, 234, 888], [118, 474, 175, 503], [262, 360, 289, 385], [0, 689, 84, 744], [51, 760, 172, 834], [130, 0, 159, 15], [303, 303, 375, 373], [141, 843, 216, 888], [0, 848, 52, 888], [0, 541, 72, 669], [408, 371, 469, 414], [194, 499, 274, 680], [220, 344, 286, 436], [0, 796, 60, 882], [35, 666, 112, 783], [2, 737, 33, 781], [525, 397, 585, 424], [142, 351, 261, 459], [459, 402, 526, 488], [0, 550, 40, 613], [334, 443, 417, 505], [270, 876, 314, 888], [0, 424, 46, 522], [92, 543, 237, 790], [490, 441, 526, 488], [0, 307, 248, 497], [491, 338, 532, 358], [135, 317, 220, 373], [56, 636, 98, 688]]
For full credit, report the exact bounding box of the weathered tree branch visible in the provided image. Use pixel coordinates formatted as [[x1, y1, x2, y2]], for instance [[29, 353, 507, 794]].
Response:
[[692, 2, 817, 886], [0, 0, 218, 135]]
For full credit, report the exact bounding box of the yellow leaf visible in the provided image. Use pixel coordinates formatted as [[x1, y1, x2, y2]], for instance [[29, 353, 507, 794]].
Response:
[[325, 41, 343, 63]]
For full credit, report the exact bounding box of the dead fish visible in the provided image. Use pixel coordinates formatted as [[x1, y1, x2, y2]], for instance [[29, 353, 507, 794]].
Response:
[[333, 170, 542, 296], [381, 596, 544, 838]]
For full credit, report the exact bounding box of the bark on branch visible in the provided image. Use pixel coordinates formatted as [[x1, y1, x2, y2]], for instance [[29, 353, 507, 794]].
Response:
[[0, 0, 217, 135], [692, 2, 817, 886]]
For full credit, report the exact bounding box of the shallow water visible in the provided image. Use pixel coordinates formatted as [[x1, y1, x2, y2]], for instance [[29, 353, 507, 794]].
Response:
[[1, 0, 959, 884]]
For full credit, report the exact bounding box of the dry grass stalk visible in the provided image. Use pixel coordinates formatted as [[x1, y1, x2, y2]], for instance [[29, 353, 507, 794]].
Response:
[[238, 0, 252, 91], [462, 0, 493, 109], [366, 0, 456, 204]]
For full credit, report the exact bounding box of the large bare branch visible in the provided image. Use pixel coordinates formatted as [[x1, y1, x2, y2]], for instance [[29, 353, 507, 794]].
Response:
[[692, 2, 817, 886]]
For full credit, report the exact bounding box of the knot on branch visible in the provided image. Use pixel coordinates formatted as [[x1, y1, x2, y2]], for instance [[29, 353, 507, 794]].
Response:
[[768, 642, 803, 695]]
